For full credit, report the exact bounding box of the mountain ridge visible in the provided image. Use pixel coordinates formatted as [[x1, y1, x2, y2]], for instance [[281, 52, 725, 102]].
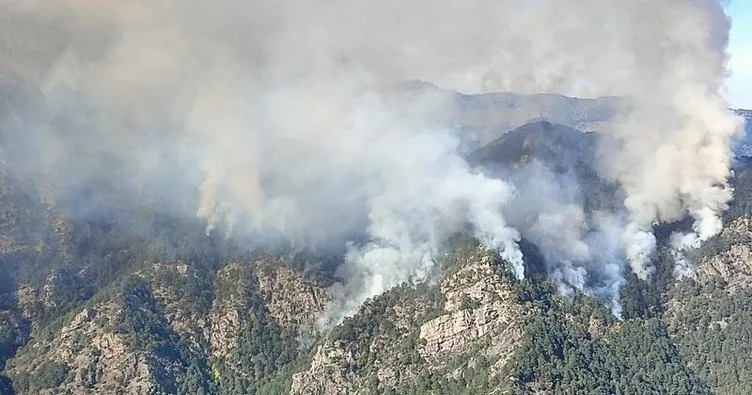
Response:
[[0, 90, 750, 394]]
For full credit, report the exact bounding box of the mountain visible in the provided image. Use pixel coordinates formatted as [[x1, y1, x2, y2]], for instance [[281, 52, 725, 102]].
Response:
[[469, 120, 597, 168], [732, 109, 752, 164], [396, 81, 752, 160], [0, 90, 751, 394], [389, 80, 624, 147]]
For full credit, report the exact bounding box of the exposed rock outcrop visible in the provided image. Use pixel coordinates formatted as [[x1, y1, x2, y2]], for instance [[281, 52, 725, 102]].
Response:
[[669, 218, 752, 296], [5, 258, 331, 395], [291, 247, 523, 394], [419, 250, 522, 364], [6, 302, 167, 395]]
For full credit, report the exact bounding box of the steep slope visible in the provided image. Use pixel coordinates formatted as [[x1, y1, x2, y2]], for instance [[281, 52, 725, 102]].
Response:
[[4, 258, 328, 395], [468, 120, 600, 179], [666, 217, 752, 395], [289, 244, 708, 395], [468, 120, 622, 214], [291, 246, 524, 394], [0, 228, 713, 395], [0, 98, 749, 394]]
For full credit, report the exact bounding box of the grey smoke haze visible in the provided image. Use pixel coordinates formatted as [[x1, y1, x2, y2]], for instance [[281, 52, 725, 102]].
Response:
[[0, 0, 742, 320], [497, 160, 626, 315]]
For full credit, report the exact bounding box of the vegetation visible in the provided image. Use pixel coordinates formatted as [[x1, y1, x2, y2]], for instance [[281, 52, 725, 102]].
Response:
[[216, 292, 301, 395], [669, 280, 752, 394], [397, 351, 506, 395], [11, 361, 70, 393], [507, 281, 709, 395], [328, 281, 444, 381], [3, 126, 752, 394]]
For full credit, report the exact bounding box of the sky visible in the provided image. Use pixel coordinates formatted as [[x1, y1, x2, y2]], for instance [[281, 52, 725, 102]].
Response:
[[728, 1, 752, 108]]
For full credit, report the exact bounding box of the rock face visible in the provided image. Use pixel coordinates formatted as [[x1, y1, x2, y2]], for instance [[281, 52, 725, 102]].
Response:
[[6, 302, 162, 395], [290, 288, 433, 395], [136, 262, 212, 355], [665, 217, 752, 395], [666, 218, 752, 330], [254, 260, 330, 338], [208, 260, 329, 361], [4, 258, 330, 395], [290, 247, 523, 394], [291, 342, 359, 395], [692, 243, 752, 290], [687, 218, 752, 291], [419, 251, 522, 366]]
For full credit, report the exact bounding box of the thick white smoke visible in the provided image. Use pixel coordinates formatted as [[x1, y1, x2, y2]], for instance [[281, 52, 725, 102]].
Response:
[[0, 0, 741, 320], [593, 2, 744, 278]]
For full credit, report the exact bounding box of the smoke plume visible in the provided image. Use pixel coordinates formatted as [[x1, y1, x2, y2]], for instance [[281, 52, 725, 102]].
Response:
[[0, 0, 741, 320]]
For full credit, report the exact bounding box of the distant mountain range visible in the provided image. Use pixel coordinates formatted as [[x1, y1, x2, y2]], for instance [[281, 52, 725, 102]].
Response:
[[396, 80, 752, 162], [393, 80, 623, 146]]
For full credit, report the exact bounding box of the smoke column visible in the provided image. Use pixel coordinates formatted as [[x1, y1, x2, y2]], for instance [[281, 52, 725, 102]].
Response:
[[0, 0, 741, 320], [594, 1, 743, 279]]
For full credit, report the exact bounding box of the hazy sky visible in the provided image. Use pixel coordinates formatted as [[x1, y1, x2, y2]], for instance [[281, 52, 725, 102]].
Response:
[[728, 1, 752, 109]]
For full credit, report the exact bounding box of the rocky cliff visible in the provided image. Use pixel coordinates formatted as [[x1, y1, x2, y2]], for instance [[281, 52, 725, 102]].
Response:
[[2, 257, 330, 395], [290, 247, 523, 394]]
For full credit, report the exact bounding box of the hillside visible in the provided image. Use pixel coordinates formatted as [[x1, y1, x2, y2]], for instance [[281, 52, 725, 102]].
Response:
[[0, 95, 750, 394]]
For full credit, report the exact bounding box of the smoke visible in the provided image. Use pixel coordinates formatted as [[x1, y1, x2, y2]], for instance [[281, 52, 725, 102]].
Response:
[[0, 0, 741, 320], [497, 160, 627, 315], [592, 2, 743, 278], [670, 206, 726, 277]]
